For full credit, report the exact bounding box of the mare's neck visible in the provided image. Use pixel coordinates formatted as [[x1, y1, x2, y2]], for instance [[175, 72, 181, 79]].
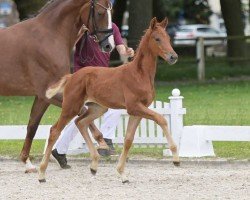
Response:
[[132, 32, 157, 82], [37, 0, 86, 49]]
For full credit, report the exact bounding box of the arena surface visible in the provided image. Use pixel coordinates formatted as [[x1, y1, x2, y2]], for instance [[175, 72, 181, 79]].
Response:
[[0, 160, 249, 200]]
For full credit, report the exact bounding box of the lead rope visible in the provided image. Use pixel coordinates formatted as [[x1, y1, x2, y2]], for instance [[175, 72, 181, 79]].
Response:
[[79, 1, 93, 64]]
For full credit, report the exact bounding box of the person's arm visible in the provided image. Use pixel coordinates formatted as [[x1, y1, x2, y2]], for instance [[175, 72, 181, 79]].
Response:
[[112, 23, 135, 58]]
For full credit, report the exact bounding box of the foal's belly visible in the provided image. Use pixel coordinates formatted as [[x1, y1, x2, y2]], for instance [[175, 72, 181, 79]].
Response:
[[85, 97, 126, 110]]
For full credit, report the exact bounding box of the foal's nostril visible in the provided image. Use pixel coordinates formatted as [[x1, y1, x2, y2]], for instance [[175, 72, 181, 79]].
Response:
[[167, 53, 178, 64], [170, 54, 178, 61]]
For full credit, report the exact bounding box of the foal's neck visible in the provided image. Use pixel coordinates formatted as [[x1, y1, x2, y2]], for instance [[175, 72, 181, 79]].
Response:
[[133, 31, 157, 82]]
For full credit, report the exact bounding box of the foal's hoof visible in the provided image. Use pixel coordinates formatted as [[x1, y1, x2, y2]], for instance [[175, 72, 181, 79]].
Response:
[[90, 168, 97, 175], [173, 161, 180, 167], [38, 179, 46, 183], [25, 168, 37, 174]]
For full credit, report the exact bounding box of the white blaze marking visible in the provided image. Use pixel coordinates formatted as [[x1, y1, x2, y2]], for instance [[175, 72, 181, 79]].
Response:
[[107, 9, 115, 50]]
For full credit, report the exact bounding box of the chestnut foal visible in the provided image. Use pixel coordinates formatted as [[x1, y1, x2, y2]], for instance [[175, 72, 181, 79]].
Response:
[[40, 17, 179, 183]]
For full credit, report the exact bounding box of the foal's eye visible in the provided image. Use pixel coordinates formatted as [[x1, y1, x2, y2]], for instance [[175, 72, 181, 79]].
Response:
[[155, 38, 161, 42]]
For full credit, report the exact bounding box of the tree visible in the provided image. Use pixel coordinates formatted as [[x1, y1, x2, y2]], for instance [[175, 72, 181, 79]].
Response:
[[184, 0, 212, 24], [128, 0, 153, 49], [112, 0, 127, 29], [14, 0, 44, 19], [220, 0, 246, 58], [153, 0, 183, 22], [153, 0, 212, 24]]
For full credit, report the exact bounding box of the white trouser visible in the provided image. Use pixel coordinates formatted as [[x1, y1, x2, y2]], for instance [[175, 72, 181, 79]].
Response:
[[55, 109, 123, 154]]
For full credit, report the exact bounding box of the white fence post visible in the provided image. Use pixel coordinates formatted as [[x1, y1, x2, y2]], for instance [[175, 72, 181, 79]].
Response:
[[164, 89, 186, 156]]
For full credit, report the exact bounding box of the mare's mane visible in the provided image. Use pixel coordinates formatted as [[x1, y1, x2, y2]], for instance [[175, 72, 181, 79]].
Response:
[[38, 0, 63, 14]]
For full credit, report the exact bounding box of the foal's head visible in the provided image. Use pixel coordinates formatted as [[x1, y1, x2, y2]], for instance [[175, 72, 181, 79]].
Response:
[[148, 18, 178, 65], [80, 0, 114, 52]]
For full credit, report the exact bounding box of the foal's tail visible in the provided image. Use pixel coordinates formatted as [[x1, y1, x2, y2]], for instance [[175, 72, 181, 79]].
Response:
[[46, 74, 72, 99]]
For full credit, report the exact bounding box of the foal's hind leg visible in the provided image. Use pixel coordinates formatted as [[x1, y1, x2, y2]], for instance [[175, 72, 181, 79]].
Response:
[[117, 116, 141, 183], [38, 112, 76, 182], [20, 96, 49, 173], [75, 103, 108, 175]]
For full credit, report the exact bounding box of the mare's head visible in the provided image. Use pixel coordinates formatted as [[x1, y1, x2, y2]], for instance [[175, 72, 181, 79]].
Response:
[[80, 0, 115, 52], [148, 17, 178, 65]]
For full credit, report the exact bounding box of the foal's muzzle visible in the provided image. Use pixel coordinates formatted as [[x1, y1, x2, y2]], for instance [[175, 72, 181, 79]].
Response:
[[166, 52, 178, 65]]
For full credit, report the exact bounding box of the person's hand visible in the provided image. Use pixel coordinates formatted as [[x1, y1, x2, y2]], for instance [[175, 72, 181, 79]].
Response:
[[126, 47, 135, 58], [116, 45, 135, 58]]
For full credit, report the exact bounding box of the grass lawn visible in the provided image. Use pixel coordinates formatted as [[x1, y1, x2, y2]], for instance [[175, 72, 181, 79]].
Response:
[[156, 58, 250, 82], [0, 81, 250, 159]]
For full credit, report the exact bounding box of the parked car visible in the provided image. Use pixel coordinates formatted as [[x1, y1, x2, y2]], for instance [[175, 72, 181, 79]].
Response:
[[174, 24, 226, 46], [166, 24, 179, 41]]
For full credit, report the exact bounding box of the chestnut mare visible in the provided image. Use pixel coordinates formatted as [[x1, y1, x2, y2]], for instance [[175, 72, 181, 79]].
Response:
[[41, 18, 179, 183], [0, 0, 114, 172]]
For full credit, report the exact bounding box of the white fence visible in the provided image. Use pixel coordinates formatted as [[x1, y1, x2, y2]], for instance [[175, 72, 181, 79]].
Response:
[[1, 88, 250, 157], [179, 125, 250, 157], [0, 89, 187, 155]]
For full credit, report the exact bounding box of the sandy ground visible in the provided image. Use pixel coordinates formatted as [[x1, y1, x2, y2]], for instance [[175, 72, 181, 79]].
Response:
[[0, 160, 249, 200]]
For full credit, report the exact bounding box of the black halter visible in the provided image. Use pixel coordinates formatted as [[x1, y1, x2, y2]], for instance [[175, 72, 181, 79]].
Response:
[[79, 0, 113, 64]]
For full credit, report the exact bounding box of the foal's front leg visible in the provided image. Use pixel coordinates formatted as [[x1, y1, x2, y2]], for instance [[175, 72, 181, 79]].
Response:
[[117, 116, 141, 183], [127, 104, 180, 166]]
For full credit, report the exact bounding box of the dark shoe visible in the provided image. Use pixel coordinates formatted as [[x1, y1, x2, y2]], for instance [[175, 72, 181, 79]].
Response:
[[97, 148, 110, 157], [104, 138, 117, 156], [52, 149, 71, 169]]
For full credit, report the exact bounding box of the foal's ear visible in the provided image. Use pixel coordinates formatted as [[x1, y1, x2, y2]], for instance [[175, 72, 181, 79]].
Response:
[[160, 17, 168, 28], [150, 17, 158, 30]]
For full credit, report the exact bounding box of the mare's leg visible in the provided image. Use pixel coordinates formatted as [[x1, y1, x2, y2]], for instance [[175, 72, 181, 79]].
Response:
[[75, 103, 108, 175], [127, 104, 180, 166], [116, 116, 141, 183], [20, 96, 49, 173]]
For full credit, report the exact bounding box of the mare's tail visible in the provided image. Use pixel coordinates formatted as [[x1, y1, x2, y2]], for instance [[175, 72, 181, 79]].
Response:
[[46, 74, 72, 99]]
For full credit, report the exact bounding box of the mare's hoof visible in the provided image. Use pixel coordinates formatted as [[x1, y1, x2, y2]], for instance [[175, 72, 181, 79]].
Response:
[[173, 161, 180, 167], [39, 179, 46, 183], [90, 168, 97, 175], [122, 180, 130, 184], [25, 168, 37, 174]]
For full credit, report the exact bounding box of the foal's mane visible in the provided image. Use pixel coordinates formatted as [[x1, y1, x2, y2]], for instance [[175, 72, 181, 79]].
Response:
[[132, 28, 151, 66], [38, 0, 63, 14], [135, 29, 151, 53]]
